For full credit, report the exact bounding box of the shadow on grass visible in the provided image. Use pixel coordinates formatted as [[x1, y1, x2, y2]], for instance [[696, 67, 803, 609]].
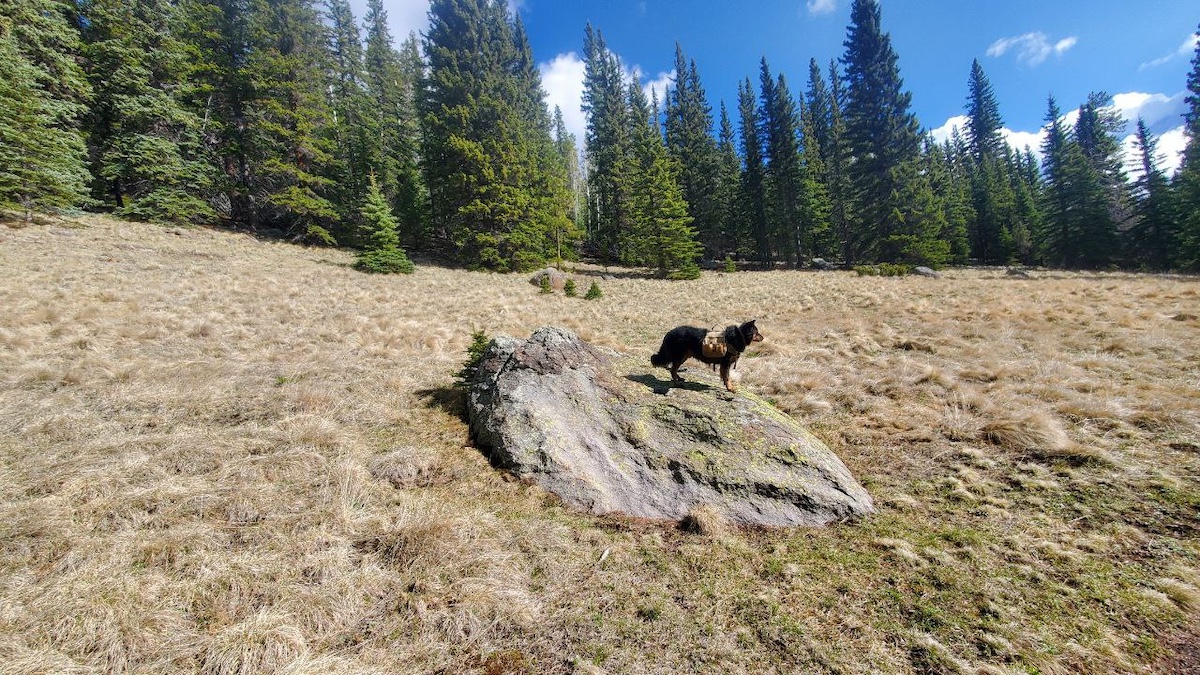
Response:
[[416, 385, 468, 422]]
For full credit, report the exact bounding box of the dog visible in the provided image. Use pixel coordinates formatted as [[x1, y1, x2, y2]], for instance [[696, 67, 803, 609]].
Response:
[[650, 320, 764, 393]]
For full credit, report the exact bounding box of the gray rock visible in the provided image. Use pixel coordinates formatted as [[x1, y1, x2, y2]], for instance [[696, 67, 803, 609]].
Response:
[[467, 327, 874, 527], [913, 266, 940, 278], [529, 267, 569, 291], [811, 258, 837, 271]]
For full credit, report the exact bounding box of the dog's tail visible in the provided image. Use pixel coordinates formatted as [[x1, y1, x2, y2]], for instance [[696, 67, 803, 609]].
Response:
[[650, 351, 668, 368]]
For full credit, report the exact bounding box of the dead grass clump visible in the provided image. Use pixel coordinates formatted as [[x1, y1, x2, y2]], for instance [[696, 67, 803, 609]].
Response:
[[938, 404, 980, 443], [874, 538, 925, 567], [0, 636, 94, 675], [1156, 579, 1200, 612], [355, 499, 539, 635], [680, 504, 730, 538], [29, 570, 193, 674], [1127, 406, 1194, 434], [201, 611, 308, 675], [913, 365, 955, 388], [981, 410, 1069, 453], [894, 338, 935, 354]]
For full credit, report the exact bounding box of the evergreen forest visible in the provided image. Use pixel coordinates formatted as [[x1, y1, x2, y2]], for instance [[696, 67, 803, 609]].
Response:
[[4, 0, 1200, 274]]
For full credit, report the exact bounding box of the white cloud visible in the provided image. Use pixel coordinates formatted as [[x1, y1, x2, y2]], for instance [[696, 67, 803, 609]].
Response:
[[1053, 36, 1077, 54], [1140, 34, 1199, 71], [928, 115, 1044, 154], [986, 32, 1077, 66], [539, 52, 588, 144], [928, 115, 969, 145], [350, 0, 524, 41], [1110, 91, 1187, 135], [1153, 126, 1189, 176], [806, 0, 838, 17], [931, 90, 1188, 176], [349, 0, 430, 41], [642, 69, 675, 108]]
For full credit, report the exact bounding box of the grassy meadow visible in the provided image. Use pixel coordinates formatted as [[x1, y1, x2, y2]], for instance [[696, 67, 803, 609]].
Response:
[[1, 213, 1198, 674]]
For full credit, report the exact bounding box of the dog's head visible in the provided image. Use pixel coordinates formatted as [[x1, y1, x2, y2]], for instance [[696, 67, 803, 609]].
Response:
[[740, 320, 764, 344]]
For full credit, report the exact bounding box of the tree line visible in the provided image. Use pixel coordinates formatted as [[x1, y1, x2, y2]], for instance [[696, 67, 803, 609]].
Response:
[[3, 0, 1200, 273]]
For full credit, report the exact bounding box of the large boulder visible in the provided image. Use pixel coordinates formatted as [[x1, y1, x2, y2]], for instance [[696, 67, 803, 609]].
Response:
[[467, 327, 874, 527]]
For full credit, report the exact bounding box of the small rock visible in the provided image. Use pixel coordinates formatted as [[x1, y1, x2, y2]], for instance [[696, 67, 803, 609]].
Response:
[[1006, 267, 1032, 278], [913, 266, 940, 278]]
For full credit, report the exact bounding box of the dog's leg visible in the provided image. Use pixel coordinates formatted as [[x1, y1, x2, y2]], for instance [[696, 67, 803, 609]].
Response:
[[720, 363, 736, 393], [670, 361, 684, 383]]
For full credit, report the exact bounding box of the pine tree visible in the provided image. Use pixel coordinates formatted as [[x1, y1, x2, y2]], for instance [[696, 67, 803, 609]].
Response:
[[355, 174, 414, 273], [1126, 118, 1176, 269], [961, 58, 1017, 263], [1176, 23, 1200, 269], [964, 59, 1004, 162], [759, 59, 806, 266], [551, 106, 586, 262], [0, 0, 92, 219], [1039, 95, 1080, 267], [824, 60, 854, 264], [421, 0, 565, 271], [715, 101, 744, 257], [364, 3, 425, 249], [174, 0, 256, 225], [798, 96, 834, 259], [324, 0, 377, 241], [1009, 147, 1043, 265], [80, 0, 215, 224], [1072, 92, 1127, 268], [664, 44, 721, 257], [246, 0, 339, 244], [737, 77, 770, 263], [582, 24, 632, 264], [929, 138, 973, 264], [967, 153, 1017, 264], [625, 82, 701, 279], [840, 0, 922, 263], [804, 59, 834, 169]]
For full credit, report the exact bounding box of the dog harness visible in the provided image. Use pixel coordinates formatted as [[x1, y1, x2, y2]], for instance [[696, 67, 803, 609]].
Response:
[[702, 327, 728, 358]]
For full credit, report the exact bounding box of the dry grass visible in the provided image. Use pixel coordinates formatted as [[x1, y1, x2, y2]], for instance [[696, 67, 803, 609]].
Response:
[[1, 214, 1198, 673]]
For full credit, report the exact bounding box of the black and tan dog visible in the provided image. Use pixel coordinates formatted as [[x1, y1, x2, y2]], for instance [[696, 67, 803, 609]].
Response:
[[650, 320, 764, 393]]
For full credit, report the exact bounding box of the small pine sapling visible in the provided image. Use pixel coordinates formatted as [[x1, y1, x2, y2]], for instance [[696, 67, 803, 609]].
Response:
[[454, 329, 491, 387], [584, 281, 603, 300], [724, 255, 737, 273], [564, 278, 577, 297], [539, 275, 553, 294], [355, 175, 415, 274]]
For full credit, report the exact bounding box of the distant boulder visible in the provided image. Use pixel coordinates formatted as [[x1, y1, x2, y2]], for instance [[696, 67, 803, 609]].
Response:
[[913, 266, 940, 278], [811, 258, 837, 271], [529, 267, 569, 291], [467, 327, 875, 527]]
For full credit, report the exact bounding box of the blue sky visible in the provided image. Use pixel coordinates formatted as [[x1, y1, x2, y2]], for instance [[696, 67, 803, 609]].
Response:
[[352, 0, 1198, 173]]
